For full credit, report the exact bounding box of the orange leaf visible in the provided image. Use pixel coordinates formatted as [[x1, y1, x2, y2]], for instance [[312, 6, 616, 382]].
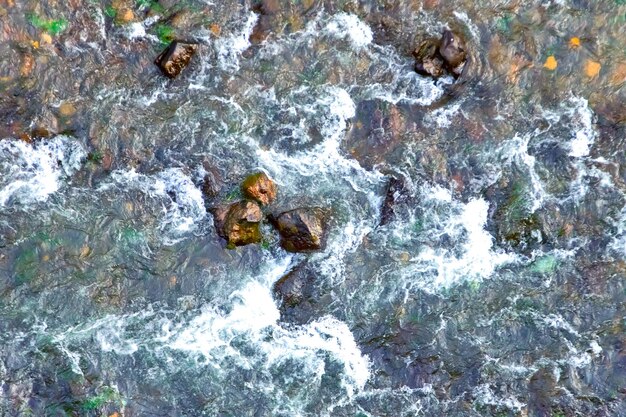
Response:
[[544, 56, 557, 71], [569, 37, 580, 48], [584, 60, 601, 78]]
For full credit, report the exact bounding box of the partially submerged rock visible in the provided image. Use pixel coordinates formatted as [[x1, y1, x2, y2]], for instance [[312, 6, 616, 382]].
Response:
[[439, 30, 467, 75], [212, 200, 263, 247], [200, 158, 222, 199], [271, 208, 327, 253], [414, 30, 467, 78], [413, 38, 444, 78], [273, 261, 326, 325], [241, 172, 277, 206], [380, 176, 408, 226], [155, 41, 197, 79]]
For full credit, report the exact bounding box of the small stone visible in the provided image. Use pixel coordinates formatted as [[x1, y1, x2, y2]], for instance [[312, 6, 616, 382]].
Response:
[[155, 41, 198, 79], [241, 172, 277, 206], [610, 62, 626, 86], [79, 245, 91, 258], [40, 33, 52, 44], [271, 208, 327, 253], [209, 23, 221, 36], [380, 176, 408, 226]]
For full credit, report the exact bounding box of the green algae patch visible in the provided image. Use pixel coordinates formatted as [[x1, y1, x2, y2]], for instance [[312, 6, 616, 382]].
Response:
[[530, 255, 558, 274], [14, 247, 38, 285], [27, 13, 68, 35], [81, 386, 122, 411], [155, 23, 175, 44]]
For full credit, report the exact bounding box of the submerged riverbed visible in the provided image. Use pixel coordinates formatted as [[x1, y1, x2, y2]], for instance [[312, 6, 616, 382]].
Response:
[[1, 0, 625, 416]]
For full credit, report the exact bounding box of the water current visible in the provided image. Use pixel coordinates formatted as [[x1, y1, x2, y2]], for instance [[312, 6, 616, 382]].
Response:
[[0, 0, 625, 416]]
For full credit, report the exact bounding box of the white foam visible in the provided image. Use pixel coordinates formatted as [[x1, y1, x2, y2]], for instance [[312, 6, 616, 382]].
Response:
[[426, 101, 463, 128], [324, 13, 373, 49], [48, 257, 370, 404], [609, 206, 626, 255], [498, 134, 547, 212], [127, 22, 147, 40], [393, 185, 517, 289], [452, 11, 480, 40], [103, 168, 207, 245], [215, 12, 258, 71], [167, 283, 369, 397], [564, 97, 596, 158], [0, 136, 86, 207], [472, 384, 526, 412]]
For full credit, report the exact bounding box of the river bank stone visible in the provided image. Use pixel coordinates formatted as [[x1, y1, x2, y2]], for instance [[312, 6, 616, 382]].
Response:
[[155, 41, 197, 79], [270, 208, 327, 253]]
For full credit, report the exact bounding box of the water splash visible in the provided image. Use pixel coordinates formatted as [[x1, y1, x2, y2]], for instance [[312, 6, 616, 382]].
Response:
[[0, 136, 86, 207]]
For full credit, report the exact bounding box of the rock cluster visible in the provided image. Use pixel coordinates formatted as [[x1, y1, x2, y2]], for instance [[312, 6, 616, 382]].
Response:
[[414, 30, 467, 78], [208, 172, 328, 252]]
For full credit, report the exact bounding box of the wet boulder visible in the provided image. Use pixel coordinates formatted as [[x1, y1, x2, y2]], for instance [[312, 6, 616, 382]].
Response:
[[380, 175, 409, 226], [211, 201, 263, 247], [439, 30, 467, 75], [271, 208, 327, 252], [413, 30, 467, 78], [241, 172, 277, 206], [155, 41, 198, 79], [273, 262, 326, 325], [413, 39, 444, 78]]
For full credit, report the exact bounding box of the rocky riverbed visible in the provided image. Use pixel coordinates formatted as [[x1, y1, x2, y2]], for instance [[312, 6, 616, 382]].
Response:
[[0, 0, 625, 416]]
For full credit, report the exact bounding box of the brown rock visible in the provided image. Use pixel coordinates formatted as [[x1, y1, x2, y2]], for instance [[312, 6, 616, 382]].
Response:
[[20, 53, 35, 77], [413, 39, 444, 78], [253, 0, 281, 15], [212, 201, 263, 247], [155, 41, 198, 79], [58, 102, 76, 117], [439, 30, 466, 72], [413, 30, 468, 78], [380, 176, 408, 226], [271, 208, 327, 252], [241, 172, 277, 206], [116, 8, 135, 24]]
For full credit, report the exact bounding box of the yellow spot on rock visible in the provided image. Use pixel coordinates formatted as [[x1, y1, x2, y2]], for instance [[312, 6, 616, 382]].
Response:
[[31, 40, 39, 49], [544, 55, 557, 71], [584, 59, 601, 78], [117, 8, 134, 24], [40, 33, 52, 44], [210, 24, 221, 36], [569, 37, 581, 48], [59, 102, 76, 117], [79, 245, 91, 258]]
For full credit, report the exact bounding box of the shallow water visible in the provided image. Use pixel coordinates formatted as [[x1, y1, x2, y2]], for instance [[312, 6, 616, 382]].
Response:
[[0, 0, 625, 416]]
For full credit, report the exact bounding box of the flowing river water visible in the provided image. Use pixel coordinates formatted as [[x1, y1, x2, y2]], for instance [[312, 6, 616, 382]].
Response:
[[1, 0, 625, 416]]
